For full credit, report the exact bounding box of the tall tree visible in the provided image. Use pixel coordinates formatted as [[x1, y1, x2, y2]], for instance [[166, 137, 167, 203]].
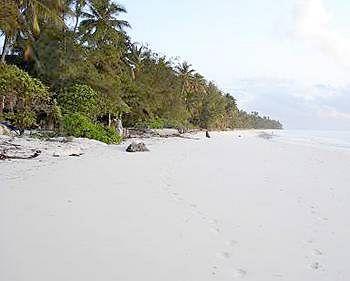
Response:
[[79, 0, 130, 47], [0, 0, 64, 64], [0, 0, 20, 63], [175, 61, 195, 95]]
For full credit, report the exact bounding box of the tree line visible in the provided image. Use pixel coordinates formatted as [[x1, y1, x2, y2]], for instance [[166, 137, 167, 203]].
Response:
[[0, 0, 282, 143]]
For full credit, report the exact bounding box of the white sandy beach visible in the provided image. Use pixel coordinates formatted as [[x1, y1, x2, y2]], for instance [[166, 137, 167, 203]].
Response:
[[1, 131, 350, 281]]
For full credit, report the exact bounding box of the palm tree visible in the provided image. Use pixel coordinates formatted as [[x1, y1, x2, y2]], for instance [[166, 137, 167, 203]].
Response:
[[175, 61, 195, 95], [71, 0, 87, 33], [79, 0, 130, 46], [124, 43, 146, 80], [0, 0, 64, 63], [0, 1, 20, 63], [192, 73, 207, 94]]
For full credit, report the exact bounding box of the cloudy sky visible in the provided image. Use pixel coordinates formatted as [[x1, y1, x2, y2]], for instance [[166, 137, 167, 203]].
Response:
[[120, 0, 350, 129]]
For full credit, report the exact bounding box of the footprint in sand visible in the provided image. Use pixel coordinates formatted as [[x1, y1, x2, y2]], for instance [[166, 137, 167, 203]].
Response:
[[216, 251, 231, 259], [211, 265, 218, 276], [233, 268, 247, 278], [209, 219, 221, 233], [312, 249, 323, 256], [210, 227, 221, 234], [227, 240, 238, 247], [310, 262, 321, 271]]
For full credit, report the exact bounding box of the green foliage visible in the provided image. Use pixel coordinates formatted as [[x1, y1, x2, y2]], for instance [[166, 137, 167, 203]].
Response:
[[147, 117, 166, 129], [0, 0, 20, 36], [58, 84, 98, 119], [0, 64, 50, 102], [0, 64, 53, 129], [5, 111, 36, 129], [63, 113, 122, 144]]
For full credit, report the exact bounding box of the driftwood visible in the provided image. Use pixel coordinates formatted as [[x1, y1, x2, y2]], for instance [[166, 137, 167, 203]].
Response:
[[69, 153, 84, 157], [0, 141, 21, 148], [0, 150, 41, 160]]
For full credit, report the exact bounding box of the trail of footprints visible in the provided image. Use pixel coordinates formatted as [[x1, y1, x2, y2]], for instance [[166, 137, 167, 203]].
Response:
[[160, 155, 335, 278], [160, 158, 248, 279], [297, 192, 334, 274]]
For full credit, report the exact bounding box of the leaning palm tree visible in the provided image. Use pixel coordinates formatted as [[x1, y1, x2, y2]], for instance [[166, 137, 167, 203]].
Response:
[[79, 0, 130, 47]]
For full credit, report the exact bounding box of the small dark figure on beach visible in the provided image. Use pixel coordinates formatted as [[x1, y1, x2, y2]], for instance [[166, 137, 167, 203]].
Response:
[[206, 131, 211, 138]]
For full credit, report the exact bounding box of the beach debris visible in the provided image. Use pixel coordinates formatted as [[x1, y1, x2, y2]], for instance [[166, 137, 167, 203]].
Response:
[[52, 147, 84, 157], [69, 153, 84, 157], [0, 150, 41, 160], [206, 131, 211, 138], [1, 138, 41, 160], [126, 142, 149, 152]]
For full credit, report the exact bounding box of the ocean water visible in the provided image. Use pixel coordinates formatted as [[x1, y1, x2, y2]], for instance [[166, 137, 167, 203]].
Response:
[[270, 130, 350, 151]]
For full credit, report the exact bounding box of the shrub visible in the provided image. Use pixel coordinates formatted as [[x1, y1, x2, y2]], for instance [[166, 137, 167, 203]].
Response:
[[58, 84, 98, 119], [62, 113, 122, 144], [147, 117, 166, 129], [0, 64, 52, 129]]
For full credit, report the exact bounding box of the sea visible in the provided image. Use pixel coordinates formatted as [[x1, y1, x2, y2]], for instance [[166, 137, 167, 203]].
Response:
[[269, 130, 350, 151]]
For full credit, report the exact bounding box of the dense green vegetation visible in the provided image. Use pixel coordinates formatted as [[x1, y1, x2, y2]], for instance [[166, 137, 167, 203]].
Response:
[[0, 0, 282, 143]]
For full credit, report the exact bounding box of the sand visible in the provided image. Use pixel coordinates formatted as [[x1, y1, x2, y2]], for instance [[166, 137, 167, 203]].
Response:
[[1, 131, 350, 281]]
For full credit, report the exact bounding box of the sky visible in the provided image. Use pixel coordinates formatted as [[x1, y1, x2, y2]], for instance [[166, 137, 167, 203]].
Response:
[[118, 0, 350, 130], [1, 0, 349, 129]]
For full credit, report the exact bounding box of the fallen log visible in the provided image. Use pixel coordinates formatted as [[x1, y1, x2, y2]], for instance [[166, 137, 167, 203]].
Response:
[[0, 150, 41, 160]]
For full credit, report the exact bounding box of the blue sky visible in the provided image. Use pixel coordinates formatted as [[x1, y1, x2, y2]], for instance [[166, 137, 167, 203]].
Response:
[[119, 0, 350, 129]]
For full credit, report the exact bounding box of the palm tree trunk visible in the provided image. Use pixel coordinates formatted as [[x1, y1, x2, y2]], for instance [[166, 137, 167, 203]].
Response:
[[0, 96, 4, 116], [1, 34, 9, 64], [73, 13, 80, 33]]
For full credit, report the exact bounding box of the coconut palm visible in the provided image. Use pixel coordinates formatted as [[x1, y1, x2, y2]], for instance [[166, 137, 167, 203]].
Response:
[[79, 0, 130, 46], [0, 0, 65, 63], [124, 43, 147, 80], [0, 1, 20, 63], [175, 61, 196, 95], [191, 73, 207, 94]]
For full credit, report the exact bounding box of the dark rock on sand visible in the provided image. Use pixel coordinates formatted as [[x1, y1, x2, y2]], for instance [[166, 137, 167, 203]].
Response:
[[206, 131, 211, 138], [126, 142, 149, 153]]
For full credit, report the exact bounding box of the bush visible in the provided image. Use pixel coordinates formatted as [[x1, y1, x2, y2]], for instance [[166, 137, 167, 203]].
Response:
[[58, 84, 98, 119], [147, 117, 166, 129], [0, 64, 52, 129], [62, 113, 122, 144]]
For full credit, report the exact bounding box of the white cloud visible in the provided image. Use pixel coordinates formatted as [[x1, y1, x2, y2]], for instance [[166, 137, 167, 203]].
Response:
[[295, 0, 350, 68], [317, 105, 350, 120], [230, 78, 350, 129]]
